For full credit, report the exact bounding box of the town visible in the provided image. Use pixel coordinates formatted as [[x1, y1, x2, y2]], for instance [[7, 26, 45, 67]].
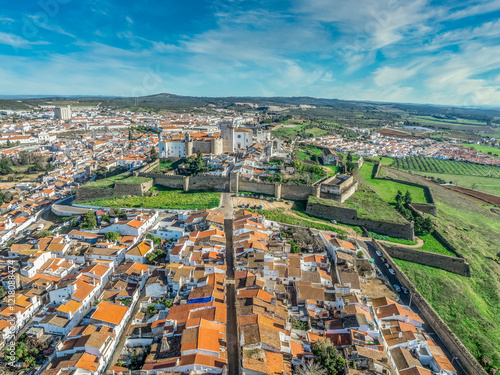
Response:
[[0, 103, 492, 375]]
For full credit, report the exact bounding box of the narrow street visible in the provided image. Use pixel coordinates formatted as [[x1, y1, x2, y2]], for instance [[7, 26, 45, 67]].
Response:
[[365, 242, 466, 375], [221, 193, 240, 375]]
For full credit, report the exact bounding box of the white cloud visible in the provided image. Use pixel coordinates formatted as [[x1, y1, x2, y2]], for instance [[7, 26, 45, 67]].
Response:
[[0, 31, 48, 48]]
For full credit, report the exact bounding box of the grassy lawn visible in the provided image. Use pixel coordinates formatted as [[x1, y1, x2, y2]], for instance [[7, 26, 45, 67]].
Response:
[[357, 162, 429, 204], [80, 186, 220, 210], [412, 172, 500, 196], [418, 233, 456, 256], [458, 144, 500, 157], [369, 232, 418, 245], [82, 174, 151, 189]]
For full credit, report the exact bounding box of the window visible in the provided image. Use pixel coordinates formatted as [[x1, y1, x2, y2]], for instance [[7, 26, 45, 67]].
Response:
[[237, 134, 241, 139]]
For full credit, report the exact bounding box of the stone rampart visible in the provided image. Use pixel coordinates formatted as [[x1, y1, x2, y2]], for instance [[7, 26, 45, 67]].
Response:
[[381, 243, 470, 276], [306, 200, 414, 240], [372, 240, 486, 375]]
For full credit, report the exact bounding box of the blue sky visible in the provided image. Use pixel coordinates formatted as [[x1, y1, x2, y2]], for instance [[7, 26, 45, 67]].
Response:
[[2, 0, 500, 106]]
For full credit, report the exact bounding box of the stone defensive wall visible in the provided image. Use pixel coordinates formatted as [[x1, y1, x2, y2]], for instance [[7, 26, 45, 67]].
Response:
[[75, 179, 154, 202], [372, 240, 486, 375], [306, 199, 414, 240], [380, 242, 470, 276]]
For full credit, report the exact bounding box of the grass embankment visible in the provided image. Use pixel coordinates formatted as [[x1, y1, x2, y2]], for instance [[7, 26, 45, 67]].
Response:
[[83, 174, 152, 189], [248, 207, 347, 235], [386, 169, 500, 372], [152, 158, 184, 173], [369, 232, 418, 246], [80, 186, 220, 210], [357, 162, 429, 204]]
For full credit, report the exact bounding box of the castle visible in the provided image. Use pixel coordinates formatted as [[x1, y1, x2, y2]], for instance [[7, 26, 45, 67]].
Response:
[[158, 118, 269, 158]]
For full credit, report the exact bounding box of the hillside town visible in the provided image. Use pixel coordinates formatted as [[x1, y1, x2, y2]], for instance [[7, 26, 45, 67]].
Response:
[[0, 105, 483, 375]]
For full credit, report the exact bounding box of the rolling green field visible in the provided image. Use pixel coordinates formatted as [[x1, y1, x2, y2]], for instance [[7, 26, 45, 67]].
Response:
[[80, 186, 220, 209], [386, 168, 500, 372], [412, 172, 500, 196], [393, 156, 500, 178], [83, 174, 152, 189], [411, 115, 487, 126], [368, 232, 418, 245], [459, 144, 500, 157], [357, 162, 429, 204]]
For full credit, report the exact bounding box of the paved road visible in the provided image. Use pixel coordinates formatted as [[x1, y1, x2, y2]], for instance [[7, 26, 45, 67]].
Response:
[[222, 193, 240, 375], [365, 242, 466, 375]]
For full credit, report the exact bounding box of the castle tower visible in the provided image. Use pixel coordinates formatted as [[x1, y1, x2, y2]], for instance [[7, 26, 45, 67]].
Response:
[[220, 118, 235, 153], [185, 133, 194, 156]]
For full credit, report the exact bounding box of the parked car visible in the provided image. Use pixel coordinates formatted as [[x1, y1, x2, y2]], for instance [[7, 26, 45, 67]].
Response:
[[381, 257, 387, 263], [259, 205, 263, 209], [385, 263, 391, 268], [330, 219, 337, 224], [388, 268, 396, 275], [286, 201, 292, 205], [393, 284, 401, 293], [375, 251, 382, 257], [402, 287, 409, 295]]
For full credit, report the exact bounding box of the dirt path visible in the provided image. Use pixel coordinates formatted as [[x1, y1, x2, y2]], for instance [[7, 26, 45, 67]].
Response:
[[231, 195, 425, 248]]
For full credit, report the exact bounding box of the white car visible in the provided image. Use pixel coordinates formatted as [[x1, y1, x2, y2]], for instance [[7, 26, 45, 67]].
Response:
[[375, 251, 382, 257], [388, 268, 396, 275], [393, 284, 401, 293]]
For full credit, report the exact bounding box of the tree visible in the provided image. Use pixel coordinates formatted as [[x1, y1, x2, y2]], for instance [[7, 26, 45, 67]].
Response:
[[36, 229, 52, 238], [294, 362, 328, 375], [147, 305, 157, 315], [346, 152, 353, 163], [395, 190, 404, 209], [404, 190, 413, 205], [312, 338, 345, 375], [150, 146, 158, 161], [80, 211, 97, 230], [104, 231, 120, 242], [128, 129, 132, 141], [345, 160, 355, 174], [164, 299, 173, 308], [356, 250, 364, 259]]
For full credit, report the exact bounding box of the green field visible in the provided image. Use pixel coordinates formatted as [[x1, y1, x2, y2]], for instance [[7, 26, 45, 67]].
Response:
[[412, 172, 500, 196], [393, 156, 500, 178], [386, 169, 500, 372], [83, 174, 152, 189], [459, 144, 500, 157], [80, 186, 220, 209], [357, 162, 429, 204], [411, 115, 487, 126]]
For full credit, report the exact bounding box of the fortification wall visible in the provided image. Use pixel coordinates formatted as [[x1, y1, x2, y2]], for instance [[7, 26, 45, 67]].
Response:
[[410, 203, 437, 216], [280, 184, 314, 200], [306, 200, 414, 240], [145, 174, 185, 189], [372, 240, 486, 375], [75, 179, 153, 202], [188, 175, 229, 191], [239, 180, 275, 196], [114, 179, 153, 197], [75, 187, 119, 202], [381, 243, 470, 276]]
